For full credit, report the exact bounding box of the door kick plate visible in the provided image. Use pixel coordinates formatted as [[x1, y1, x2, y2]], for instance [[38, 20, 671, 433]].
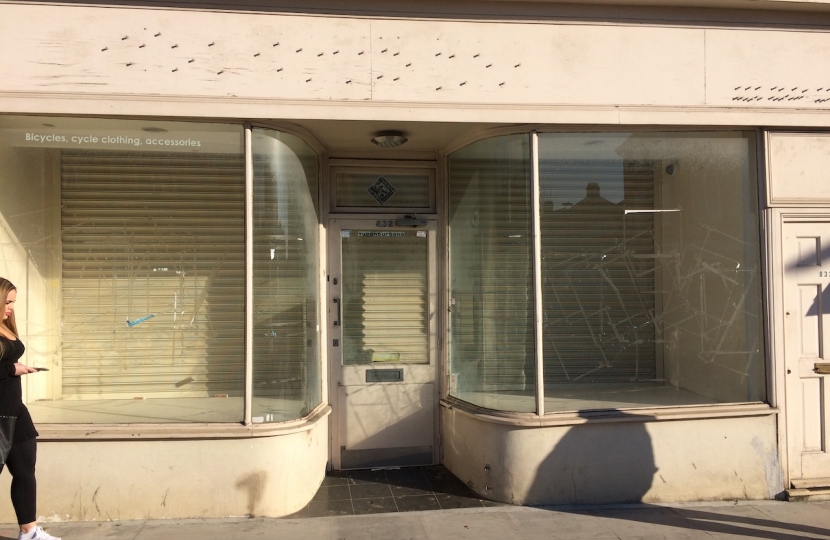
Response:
[[814, 363, 830, 374]]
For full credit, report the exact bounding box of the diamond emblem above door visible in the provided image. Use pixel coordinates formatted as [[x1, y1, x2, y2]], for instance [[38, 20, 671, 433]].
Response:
[[367, 176, 396, 205]]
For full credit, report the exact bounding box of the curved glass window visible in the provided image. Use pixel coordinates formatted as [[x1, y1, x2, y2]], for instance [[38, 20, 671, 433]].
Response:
[[251, 129, 320, 422], [448, 134, 536, 412], [448, 131, 765, 414], [0, 116, 322, 424]]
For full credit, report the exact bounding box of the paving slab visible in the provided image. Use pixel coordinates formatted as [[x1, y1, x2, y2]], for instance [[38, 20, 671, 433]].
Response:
[[418, 509, 524, 540], [507, 508, 617, 540], [238, 518, 331, 540], [674, 504, 813, 540], [3, 500, 830, 540], [132, 521, 242, 540], [6, 521, 144, 540], [330, 513, 428, 540], [589, 506, 712, 540], [752, 501, 830, 539]]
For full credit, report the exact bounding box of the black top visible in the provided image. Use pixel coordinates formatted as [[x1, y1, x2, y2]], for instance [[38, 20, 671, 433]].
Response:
[[0, 337, 38, 445]]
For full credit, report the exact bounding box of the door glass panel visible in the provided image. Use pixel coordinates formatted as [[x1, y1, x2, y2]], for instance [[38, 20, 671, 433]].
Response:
[[341, 229, 429, 365], [335, 171, 431, 209]]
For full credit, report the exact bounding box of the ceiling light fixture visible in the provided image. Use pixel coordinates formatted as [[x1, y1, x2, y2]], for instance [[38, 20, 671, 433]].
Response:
[[371, 130, 408, 148]]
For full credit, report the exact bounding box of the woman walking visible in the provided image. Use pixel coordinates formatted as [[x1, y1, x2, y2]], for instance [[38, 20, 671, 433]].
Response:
[[0, 278, 59, 540]]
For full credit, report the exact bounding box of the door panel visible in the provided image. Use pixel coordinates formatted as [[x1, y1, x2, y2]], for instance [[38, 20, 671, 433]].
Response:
[[785, 222, 830, 481], [339, 384, 434, 449], [329, 218, 438, 469]]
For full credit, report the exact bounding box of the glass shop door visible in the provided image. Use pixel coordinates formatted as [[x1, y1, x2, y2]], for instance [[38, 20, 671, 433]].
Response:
[[328, 217, 438, 469]]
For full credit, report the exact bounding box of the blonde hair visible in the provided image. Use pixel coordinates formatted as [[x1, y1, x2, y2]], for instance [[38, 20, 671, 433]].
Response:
[[0, 278, 18, 358]]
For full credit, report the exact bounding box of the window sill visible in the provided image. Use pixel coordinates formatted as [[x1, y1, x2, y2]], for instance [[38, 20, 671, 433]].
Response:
[[35, 404, 331, 441], [440, 397, 776, 427]]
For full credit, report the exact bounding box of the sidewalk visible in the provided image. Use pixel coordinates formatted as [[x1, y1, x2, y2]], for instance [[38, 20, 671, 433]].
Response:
[[3, 500, 829, 540]]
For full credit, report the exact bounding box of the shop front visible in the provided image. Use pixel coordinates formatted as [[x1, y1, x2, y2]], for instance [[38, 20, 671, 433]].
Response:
[[0, 0, 829, 520]]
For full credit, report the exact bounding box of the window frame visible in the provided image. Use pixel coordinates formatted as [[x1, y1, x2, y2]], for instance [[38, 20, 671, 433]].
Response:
[[442, 126, 773, 420], [0, 116, 330, 439]]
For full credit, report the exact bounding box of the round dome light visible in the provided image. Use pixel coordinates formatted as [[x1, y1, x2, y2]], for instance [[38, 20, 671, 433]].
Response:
[[371, 131, 408, 148]]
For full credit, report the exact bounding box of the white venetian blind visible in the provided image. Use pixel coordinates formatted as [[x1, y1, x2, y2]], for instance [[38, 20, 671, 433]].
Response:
[[60, 150, 246, 398], [341, 231, 429, 365]]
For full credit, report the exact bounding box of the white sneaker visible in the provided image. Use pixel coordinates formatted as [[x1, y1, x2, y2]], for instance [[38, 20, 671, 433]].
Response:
[[18, 526, 61, 540]]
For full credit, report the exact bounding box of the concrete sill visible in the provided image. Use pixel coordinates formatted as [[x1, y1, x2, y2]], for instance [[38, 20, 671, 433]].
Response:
[[35, 404, 331, 441], [440, 398, 776, 427]]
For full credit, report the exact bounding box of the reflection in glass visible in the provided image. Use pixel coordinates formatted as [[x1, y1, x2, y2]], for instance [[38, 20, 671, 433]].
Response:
[[448, 135, 536, 412], [252, 129, 321, 422], [0, 115, 246, 423], [539, 132, 765, 412], [341, 230, 429, 365], [447, 131, 765, 415]]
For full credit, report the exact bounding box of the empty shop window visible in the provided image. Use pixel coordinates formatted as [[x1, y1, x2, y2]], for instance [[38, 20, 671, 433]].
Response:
[[0, 116, 322, 424], [448, 131, 765, 414]]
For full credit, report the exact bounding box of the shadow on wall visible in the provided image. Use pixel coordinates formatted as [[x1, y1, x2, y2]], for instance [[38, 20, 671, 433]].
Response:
[[527, 411, 657, 505]]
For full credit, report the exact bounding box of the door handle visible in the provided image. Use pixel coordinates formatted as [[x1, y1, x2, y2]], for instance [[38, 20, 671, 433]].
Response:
[[333, 297, 341, 327], [815, 363, 830, 375]]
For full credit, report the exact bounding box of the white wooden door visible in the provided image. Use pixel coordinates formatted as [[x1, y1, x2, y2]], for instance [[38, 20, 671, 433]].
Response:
[[785, 221, 830, 482], [328, 218, 438, 469]]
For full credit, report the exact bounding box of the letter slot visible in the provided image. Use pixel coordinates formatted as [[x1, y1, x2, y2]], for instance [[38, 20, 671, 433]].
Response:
[[366, 369, 404, 383]]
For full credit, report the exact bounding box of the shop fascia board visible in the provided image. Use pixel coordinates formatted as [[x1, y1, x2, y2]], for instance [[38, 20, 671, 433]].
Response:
[[34, 404, 331, 441], [33, 0, 830, 16], [480, 0, 830, 12], [440, 398, 777, 427], [3, 93, 830, 129]]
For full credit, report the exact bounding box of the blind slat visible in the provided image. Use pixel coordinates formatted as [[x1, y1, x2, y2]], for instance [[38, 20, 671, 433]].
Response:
[[61, 150, 246, 397]]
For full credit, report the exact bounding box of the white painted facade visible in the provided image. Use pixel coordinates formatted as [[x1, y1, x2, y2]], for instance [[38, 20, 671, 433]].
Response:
[[0, 0, 829, 520]]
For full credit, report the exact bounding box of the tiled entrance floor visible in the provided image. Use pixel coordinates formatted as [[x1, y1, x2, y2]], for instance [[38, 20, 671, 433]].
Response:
[[287, 466, 502, 518]]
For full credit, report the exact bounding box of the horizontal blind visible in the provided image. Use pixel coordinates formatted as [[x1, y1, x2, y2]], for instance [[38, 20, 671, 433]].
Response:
[[541, 159, 656, 384], [61, 150, 246, 398], [341, 232, 429, 365], [449, 157, 534, 393]]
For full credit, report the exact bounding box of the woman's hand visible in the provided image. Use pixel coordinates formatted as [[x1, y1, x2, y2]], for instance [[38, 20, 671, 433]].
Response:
[[13, 364, 38, 376]]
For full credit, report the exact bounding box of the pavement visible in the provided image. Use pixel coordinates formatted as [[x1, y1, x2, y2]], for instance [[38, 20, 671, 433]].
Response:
[[3, 500, 830, 540]]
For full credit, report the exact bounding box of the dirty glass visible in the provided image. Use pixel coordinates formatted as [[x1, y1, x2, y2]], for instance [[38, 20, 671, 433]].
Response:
[[341, 229, 429, 365], [0, 115, 246, 423], [448, 131, 765, 415], [539, 132, 765, 412], [448, 134, 536, 412], [335, 170, 431, 209], [251, 129, 321, 422]]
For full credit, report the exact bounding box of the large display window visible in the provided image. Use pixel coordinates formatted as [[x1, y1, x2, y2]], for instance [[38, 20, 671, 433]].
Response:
[[448, 131, 765, 414], [0, 116, 321, 424]]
